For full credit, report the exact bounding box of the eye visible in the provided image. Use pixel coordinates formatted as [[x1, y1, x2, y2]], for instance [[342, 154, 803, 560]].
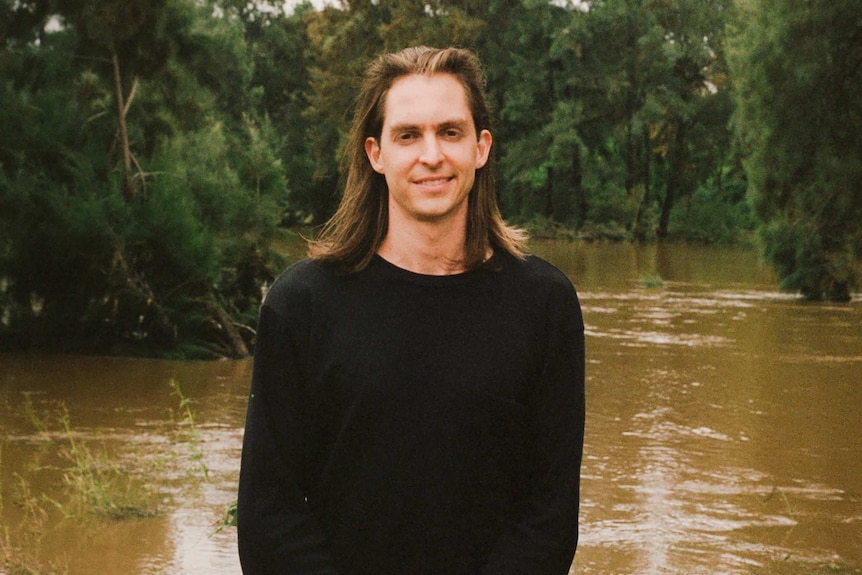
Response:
[[442, 128, 462, 139], [396, 131, 418, 142]]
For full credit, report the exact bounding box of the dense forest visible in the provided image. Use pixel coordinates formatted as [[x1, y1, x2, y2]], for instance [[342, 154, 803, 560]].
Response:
[[1, 0, 860, 357]]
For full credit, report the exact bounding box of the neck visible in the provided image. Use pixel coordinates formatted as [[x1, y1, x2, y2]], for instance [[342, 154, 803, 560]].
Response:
[[378, 217, 469, 276]]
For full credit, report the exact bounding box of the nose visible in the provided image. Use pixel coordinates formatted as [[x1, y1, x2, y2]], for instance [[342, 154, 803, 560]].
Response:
[[418, 134, 444, 166]]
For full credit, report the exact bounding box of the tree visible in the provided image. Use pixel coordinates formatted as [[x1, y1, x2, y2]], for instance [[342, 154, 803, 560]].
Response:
[[545, 0, 736, 239], [648, 0, 734, 239], [243, 3, 318, 223], [482, 0, 577, 226], [729, 0, 862, 300], [0, 0, 284, 357], [59, 0, 170, 201]]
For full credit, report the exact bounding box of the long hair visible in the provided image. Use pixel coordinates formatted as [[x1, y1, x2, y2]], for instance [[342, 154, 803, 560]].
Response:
[[308, 46, 527, 273]]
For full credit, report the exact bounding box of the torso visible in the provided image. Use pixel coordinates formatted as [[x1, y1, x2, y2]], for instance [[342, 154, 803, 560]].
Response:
[[262, 251, 578, 574]]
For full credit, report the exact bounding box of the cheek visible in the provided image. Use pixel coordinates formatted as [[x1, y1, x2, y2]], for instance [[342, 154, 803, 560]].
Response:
[[383, 171, 404, 194], [465, 172, 477, 192], [380, 149, 412, 175]]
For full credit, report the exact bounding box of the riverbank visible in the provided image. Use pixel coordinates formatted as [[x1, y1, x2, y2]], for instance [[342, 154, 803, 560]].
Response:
[[2, 241, 861, 574]]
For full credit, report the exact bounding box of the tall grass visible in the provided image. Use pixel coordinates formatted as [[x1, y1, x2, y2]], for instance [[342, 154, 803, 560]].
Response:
[[50, 405, 157, 520], [1, 379, 212, 573], [1, 474, 68, 575], [169, 378, 209, 479]]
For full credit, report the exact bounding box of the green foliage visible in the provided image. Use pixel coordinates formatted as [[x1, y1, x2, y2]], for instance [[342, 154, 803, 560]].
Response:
[[245, 7, 318, 222], [0, 0, 283, 356], [1, 473, 70, 575], [1, 382, 219, 572], [53, 405, 158, 520], [213, 499, 238, 535], [2, 0, 858, 355], [169, 379, 209, 478], [668, 167, 753, 245], [640, 274, 664, 289], [729, 0, 862, 300]]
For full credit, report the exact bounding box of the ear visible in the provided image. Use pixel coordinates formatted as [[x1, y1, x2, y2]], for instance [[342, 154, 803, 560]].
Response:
[[475, 129, 492, 169], [365, 137, 385, 174]]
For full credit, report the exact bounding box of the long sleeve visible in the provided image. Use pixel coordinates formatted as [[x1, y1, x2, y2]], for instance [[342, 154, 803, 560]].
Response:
[[238, 254, 585, 575], [237, 299, 340, 575], [480, 281, 586, 575]]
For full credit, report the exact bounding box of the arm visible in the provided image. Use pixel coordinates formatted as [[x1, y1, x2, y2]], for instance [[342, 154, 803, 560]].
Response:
[[480, 283, 586, 575], [237, 302, 340, 575]]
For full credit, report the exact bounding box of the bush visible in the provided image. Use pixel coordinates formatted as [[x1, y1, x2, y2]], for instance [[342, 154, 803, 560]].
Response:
[[668, 181, 754, 245]]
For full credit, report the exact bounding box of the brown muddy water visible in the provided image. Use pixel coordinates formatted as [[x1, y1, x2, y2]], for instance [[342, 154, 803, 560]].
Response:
[[1, 240, 861, 575]]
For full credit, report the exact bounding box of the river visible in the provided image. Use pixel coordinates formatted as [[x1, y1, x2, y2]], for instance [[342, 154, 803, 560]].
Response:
[[1, 239, 860, 574]]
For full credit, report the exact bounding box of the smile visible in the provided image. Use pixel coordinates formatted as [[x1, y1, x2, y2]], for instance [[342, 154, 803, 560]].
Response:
[[414, 176, 454, 186]]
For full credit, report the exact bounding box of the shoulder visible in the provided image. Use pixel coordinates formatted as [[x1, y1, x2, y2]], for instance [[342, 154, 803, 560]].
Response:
[[495, 251, 583, 324], [496, 251, 576, 294], [262, 258, 338, 319], [524, 254, 574, 286]]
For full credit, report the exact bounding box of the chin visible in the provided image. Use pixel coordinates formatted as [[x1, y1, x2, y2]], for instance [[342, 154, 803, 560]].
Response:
[[412, 204, 465, 223]]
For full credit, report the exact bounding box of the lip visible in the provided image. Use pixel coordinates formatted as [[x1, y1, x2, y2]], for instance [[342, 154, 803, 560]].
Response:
[[413, 176, 455, 187]]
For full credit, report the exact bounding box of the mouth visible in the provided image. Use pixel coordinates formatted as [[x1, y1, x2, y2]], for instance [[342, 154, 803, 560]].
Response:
[[413, 176, 454, 186]]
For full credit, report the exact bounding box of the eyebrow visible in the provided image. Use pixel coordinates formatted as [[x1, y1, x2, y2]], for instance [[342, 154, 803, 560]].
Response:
[[387, 118, 471, 134]]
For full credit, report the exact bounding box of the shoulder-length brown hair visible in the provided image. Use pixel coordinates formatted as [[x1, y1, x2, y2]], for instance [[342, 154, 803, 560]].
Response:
[[308, 46, 527, 273]]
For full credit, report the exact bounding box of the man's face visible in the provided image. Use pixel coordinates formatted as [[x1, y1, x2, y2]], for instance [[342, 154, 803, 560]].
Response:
[[364, 73, 492, 229]]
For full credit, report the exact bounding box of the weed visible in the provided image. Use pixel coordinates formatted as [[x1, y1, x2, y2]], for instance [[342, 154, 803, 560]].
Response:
[[763, 485, 794, 517], [21, 392, 49, 434], [641, 273, 665, 289], [0, 475, 68, 575], [169, 379, 209, 479], [212, 499, 238, 535], [50, 405, 158, 520], [3, 380, 215, 570]]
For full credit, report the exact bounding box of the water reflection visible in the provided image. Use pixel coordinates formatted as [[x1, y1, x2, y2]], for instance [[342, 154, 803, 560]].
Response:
[[1, 241, 861, 575], [569, 243, 862, 575], [0, 355, 247, 574]]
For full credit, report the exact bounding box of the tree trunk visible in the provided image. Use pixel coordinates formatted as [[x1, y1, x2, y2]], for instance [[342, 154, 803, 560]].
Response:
[[111, 47, 135, 202], [205, 299, 250, 358], [658, 121, 687, 238], [633, 125, 652, 232], [572, 146, 587, 226]]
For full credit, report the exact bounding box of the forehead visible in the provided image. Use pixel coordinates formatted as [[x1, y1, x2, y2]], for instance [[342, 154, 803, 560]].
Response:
[[382, 73, 473, 130]]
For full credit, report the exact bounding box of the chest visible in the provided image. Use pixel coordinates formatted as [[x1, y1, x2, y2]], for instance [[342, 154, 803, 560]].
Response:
[[303, 280, 547, 432]]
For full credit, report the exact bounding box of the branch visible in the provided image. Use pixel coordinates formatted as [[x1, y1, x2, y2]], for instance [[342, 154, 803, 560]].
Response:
[[123, 76, 139, 116]]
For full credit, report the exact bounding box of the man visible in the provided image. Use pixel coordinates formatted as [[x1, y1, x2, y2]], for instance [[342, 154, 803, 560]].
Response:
[[237, 46, 585, 575]]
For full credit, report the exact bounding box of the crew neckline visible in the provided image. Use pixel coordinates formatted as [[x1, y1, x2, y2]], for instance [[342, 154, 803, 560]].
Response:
[[372, 250, 501, 286]]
